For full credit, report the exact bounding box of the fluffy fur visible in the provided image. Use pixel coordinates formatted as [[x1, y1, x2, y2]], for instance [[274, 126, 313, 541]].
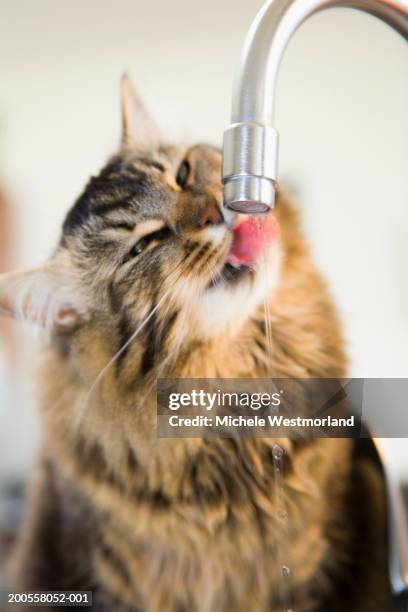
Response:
[[0, 77, 391, 611]]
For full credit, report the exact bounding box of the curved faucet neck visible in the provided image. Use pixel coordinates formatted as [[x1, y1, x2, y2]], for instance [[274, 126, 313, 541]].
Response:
[[233, 0, 408, 124], [222, 0, 408, 213]]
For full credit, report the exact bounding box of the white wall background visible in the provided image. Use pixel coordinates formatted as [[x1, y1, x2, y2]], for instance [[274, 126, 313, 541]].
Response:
[[0, 0, 407, 479]]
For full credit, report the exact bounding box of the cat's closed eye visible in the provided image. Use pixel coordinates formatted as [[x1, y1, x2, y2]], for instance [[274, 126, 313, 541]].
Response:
[[121, 227, 172, 265]]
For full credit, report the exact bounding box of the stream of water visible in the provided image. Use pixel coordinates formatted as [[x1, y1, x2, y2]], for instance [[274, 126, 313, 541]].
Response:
[[262, 254, 294, 612]]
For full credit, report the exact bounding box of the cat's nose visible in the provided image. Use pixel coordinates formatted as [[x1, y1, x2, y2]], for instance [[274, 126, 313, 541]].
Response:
[[195, 200, 224, 228]]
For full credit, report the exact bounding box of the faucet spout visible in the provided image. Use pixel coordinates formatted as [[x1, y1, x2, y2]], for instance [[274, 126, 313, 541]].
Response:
[[222, 0, 408, 213]]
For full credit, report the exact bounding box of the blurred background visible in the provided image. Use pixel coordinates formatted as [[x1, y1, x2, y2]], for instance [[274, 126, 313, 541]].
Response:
[[0, 0, 407, 579]]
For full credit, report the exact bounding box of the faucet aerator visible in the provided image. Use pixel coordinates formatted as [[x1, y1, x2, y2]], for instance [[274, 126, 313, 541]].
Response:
[[223, 174, 277, 214], [227, 201, 272, 214]]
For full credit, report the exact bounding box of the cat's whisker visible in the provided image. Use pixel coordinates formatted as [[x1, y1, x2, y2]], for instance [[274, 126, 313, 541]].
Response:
[[261, 254, 274, 378], [198, 248, 226, 295], [74, 297, 166, 430], [124, 282, 198, 409], [135, 251, 223, 406], [73, 256, 192, 430]]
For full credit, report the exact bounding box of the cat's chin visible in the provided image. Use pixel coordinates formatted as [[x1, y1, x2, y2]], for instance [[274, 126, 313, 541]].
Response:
[[207, 261, 253, 289], [191, 240, 283, 340]]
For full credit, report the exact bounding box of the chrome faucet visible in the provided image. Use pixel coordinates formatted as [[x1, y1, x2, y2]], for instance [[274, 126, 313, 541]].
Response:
[[221, 1, 408, 601], [222, 0, 408, 213]]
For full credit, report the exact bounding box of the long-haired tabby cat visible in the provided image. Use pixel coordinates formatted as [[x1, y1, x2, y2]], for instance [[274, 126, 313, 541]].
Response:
[[0, 76, 391, 611]]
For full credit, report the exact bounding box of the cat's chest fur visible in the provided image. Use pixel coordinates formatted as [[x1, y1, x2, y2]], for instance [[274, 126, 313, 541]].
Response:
[[11, 293, 349, 612], [21, 335, 351, 612], [33, 435, 349, 612]]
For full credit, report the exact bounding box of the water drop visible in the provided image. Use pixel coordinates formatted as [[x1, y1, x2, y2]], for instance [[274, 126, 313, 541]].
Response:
[[272, 443, 283, 461]]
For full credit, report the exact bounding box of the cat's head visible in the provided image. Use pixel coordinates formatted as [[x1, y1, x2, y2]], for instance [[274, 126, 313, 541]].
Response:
[[0, 77, 282, 373]]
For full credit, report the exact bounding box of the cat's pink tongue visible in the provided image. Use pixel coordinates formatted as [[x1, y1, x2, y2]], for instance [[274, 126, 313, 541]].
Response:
[[226, 216, 279, 267]]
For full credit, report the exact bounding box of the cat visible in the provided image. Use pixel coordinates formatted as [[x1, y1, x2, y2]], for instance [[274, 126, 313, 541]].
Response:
[[0, 76, 391, 611]]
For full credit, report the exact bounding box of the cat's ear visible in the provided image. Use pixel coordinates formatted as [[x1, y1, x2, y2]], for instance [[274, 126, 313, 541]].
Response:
[[120, 74, 161, 150], [0, 262, 88, 333]]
